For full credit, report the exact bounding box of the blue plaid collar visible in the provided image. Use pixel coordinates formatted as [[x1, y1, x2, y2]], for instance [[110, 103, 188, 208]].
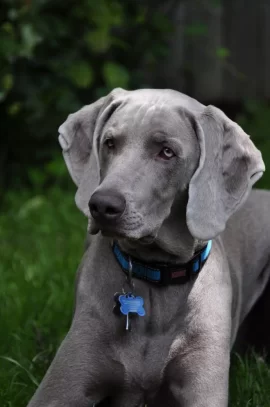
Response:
[[112, 240, 212, 286]]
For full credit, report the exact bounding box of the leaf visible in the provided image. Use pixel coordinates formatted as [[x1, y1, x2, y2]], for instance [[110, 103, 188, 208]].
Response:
[[152, 13, 172, 33], [20, 24, 42, 58], [7, 102, 21, 116], [2, 73, 13, 90], [102, 62, 129, 89], [0, 91, 7, 102], [85, 30, 111, 53], [0, 356, 39, 387], [185, 24, 208, 36], [216, 47, 230, 59], [89, 2, 124, 28], [0, 33, 18, 59], [0, 74, 14, 102], [7, 8, 18, 21], [110, 37, 129, 50], [135, 7, 147, 24], [66, 61, 94, 88], [1, 22, 14, 34], [45, 157, 67, 177], [109, 2, 124, 26]]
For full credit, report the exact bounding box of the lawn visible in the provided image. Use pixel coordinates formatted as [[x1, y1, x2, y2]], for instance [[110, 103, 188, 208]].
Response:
[[0, 185, 270, 407]]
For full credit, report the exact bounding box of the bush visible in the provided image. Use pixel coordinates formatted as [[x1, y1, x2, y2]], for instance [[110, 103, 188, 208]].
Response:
[[0, 0, 172, 189]]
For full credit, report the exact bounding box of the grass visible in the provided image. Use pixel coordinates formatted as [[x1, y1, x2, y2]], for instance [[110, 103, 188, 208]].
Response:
[[0, 187, 85, 406], [0, 186, 270, 407]]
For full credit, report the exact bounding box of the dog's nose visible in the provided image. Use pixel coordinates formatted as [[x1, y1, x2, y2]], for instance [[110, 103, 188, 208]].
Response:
[[89, 190, 126, 222]]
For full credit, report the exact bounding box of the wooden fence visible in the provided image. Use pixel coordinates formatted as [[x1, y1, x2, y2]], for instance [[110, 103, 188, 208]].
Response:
[[149, 0, 270, 102]]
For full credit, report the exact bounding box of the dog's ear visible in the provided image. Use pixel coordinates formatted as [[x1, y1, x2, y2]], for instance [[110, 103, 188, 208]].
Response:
[[187, 106, 265, 240], [58, 97, 105, 216], [58, 88, 126, 215]]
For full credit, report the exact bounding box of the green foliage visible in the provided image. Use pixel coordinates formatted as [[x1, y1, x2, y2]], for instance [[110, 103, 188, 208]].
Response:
[[216, 47, 230, 59], [184, 23, 208, 37], [0, 0, 172, 188], [230, 353, 270, 406], [103, 61, 130, 89], [0, 187, 85, 406]]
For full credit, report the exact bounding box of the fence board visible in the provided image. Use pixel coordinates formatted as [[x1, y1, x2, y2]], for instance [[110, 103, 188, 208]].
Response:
[[154, 0, 270, 101]]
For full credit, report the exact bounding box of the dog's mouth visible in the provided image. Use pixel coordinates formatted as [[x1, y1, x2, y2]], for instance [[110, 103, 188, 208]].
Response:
[[137, 235, 156, 245], [101, 230, 156, 245], [88, 219, 156, 245]]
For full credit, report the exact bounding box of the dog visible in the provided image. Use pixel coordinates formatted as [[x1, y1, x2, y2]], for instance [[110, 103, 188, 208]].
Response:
[[27, 88, 270, 407]]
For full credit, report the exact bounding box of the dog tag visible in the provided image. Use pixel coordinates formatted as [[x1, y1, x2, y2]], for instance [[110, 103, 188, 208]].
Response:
[[113, 292, 145, 331], [119, 294, 146, 317], [119, 294, 145, 331]]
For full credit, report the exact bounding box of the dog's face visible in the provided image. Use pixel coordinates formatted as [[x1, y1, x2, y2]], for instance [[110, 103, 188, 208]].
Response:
[[90, 98, 199, 242], [59, 88, 264, 241]]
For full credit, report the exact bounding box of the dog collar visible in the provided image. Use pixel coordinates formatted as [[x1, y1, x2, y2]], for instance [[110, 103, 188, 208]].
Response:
[[112, 240, 212, 286]]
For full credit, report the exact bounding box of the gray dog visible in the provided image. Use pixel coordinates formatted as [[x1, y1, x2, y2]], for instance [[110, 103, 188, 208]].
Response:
[[27, 88, 270, 407]]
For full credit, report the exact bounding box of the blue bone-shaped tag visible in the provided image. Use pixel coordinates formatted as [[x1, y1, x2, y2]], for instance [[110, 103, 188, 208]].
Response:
[[119, 294, 146, 317]]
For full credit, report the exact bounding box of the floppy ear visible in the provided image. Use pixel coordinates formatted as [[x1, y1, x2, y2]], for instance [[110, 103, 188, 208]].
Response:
[[58, 88, 126, 216], [58, 97, 105, 216], [187, 106, 265, 240]]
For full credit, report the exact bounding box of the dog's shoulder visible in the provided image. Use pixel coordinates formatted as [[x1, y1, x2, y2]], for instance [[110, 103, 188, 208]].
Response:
[[221, 188, 270, 272], [237, 188, 270, 235], [224, 188, 270, 237]]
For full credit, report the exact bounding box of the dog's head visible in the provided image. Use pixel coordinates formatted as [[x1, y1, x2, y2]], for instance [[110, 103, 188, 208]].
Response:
[[59, 88, 264, 241]]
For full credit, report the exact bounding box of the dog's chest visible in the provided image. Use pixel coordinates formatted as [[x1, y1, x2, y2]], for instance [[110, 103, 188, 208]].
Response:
[[108, 282, 190, 392], [112, 326, 182, 394]]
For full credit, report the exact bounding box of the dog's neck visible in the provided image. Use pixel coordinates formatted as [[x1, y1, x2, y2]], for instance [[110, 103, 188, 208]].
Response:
[[119, 194, 206, 265]]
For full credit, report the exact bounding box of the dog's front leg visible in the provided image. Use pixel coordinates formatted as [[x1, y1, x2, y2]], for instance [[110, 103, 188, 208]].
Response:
[[26, 317, 120, 407], [163, 341, 230, 407]]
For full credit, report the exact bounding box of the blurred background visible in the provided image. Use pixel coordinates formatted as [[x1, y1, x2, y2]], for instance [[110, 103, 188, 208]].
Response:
[[0, 1, 270, 406], [1, 0, 270, 191]]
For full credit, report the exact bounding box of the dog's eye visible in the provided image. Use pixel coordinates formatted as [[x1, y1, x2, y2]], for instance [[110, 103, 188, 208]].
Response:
[[104, 138, 114, 149], [158, 147, 175, 160]]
